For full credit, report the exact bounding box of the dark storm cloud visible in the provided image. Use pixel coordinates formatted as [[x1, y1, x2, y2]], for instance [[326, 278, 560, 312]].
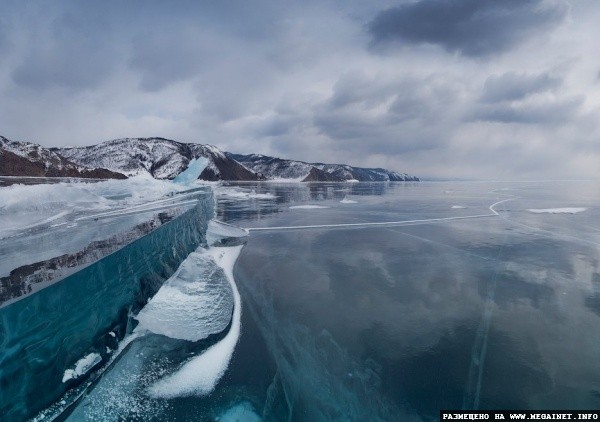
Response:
[[368, 0, 568, 57], [481, 72, 562, 103]]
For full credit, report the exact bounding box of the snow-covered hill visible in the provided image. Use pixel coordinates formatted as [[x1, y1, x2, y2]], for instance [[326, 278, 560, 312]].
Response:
[[54, 138, 261, 181], [1, 135, 418, 183], [0, 136, 126, 179], [227, 153, 419, 182]]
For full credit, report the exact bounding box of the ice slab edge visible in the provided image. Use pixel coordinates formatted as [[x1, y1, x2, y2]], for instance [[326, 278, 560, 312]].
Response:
[[135, 248, 235, 342], [148, 245, 244, 398], [0, 193, 214, 421]]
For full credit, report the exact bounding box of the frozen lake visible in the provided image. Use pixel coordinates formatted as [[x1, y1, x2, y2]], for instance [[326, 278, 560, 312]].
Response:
[[218, 181, 600, 419], [3, 180, 600, 421]]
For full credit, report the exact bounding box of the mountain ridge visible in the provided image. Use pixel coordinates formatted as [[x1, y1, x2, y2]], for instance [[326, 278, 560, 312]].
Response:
[[228, 152, 419, 182], [0, 136, 127, 180], [53, 137, 260, 181], [0, 136, 418, 182]]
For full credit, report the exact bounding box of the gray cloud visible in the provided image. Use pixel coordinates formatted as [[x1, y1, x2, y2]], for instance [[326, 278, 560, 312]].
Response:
[[128, 30, 207, 92], [0, 0, 599, 180], [481, 72, 562, 103], [326, 72, 460, 120], [0, 19, 8, 52], [471, 97, 583, 124], [468, 70, 582, 126], [368, 0, 568, 57], [310, 73, 464, 156], [257, 115, 298, 138], [11, 12, 118, 91]]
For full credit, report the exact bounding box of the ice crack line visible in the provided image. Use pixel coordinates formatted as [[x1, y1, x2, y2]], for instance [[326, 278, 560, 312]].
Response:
[[246, 198, 514, 232]]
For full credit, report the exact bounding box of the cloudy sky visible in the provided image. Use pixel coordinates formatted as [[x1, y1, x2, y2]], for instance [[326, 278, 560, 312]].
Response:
[[0, 0, 599, 180]]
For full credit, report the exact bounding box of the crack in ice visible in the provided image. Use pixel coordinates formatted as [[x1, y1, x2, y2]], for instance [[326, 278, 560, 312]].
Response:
[[247, 198, 514, 232]]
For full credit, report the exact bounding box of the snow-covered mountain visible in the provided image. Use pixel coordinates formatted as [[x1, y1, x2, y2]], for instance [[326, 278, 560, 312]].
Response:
[[0, 136, 126, 179], [54, 138, 261, 181], [227, 153, 419, 182], [1, 135, 418, 182]]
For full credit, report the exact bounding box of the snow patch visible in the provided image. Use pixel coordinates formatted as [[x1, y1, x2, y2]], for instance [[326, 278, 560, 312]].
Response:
[[62, 353, 102, 383], [218, 402, 261, 421], [267, 176, 309, 183], [289, 205, 330, 209], [202, 144, 226, 158], [527, 208, 587, 214], [340, 196, 357, 204], [216, 186, 277, 200]]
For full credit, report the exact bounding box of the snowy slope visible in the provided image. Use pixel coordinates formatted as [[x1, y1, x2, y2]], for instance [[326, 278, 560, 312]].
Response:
[[225, 154, 315, 180], [2, 135, 417, 182], [228, 153, 419, 182], [0, 136, 126, 179], [55, 138, 261, 181]]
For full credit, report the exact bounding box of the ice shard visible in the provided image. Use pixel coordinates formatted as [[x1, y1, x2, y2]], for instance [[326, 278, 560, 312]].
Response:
[[172, 157, 209, 185], [0, 179, 214, 421]]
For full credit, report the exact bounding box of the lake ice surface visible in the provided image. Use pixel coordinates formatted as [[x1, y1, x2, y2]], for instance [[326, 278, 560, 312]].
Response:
[[6, 180, 600, 420]]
